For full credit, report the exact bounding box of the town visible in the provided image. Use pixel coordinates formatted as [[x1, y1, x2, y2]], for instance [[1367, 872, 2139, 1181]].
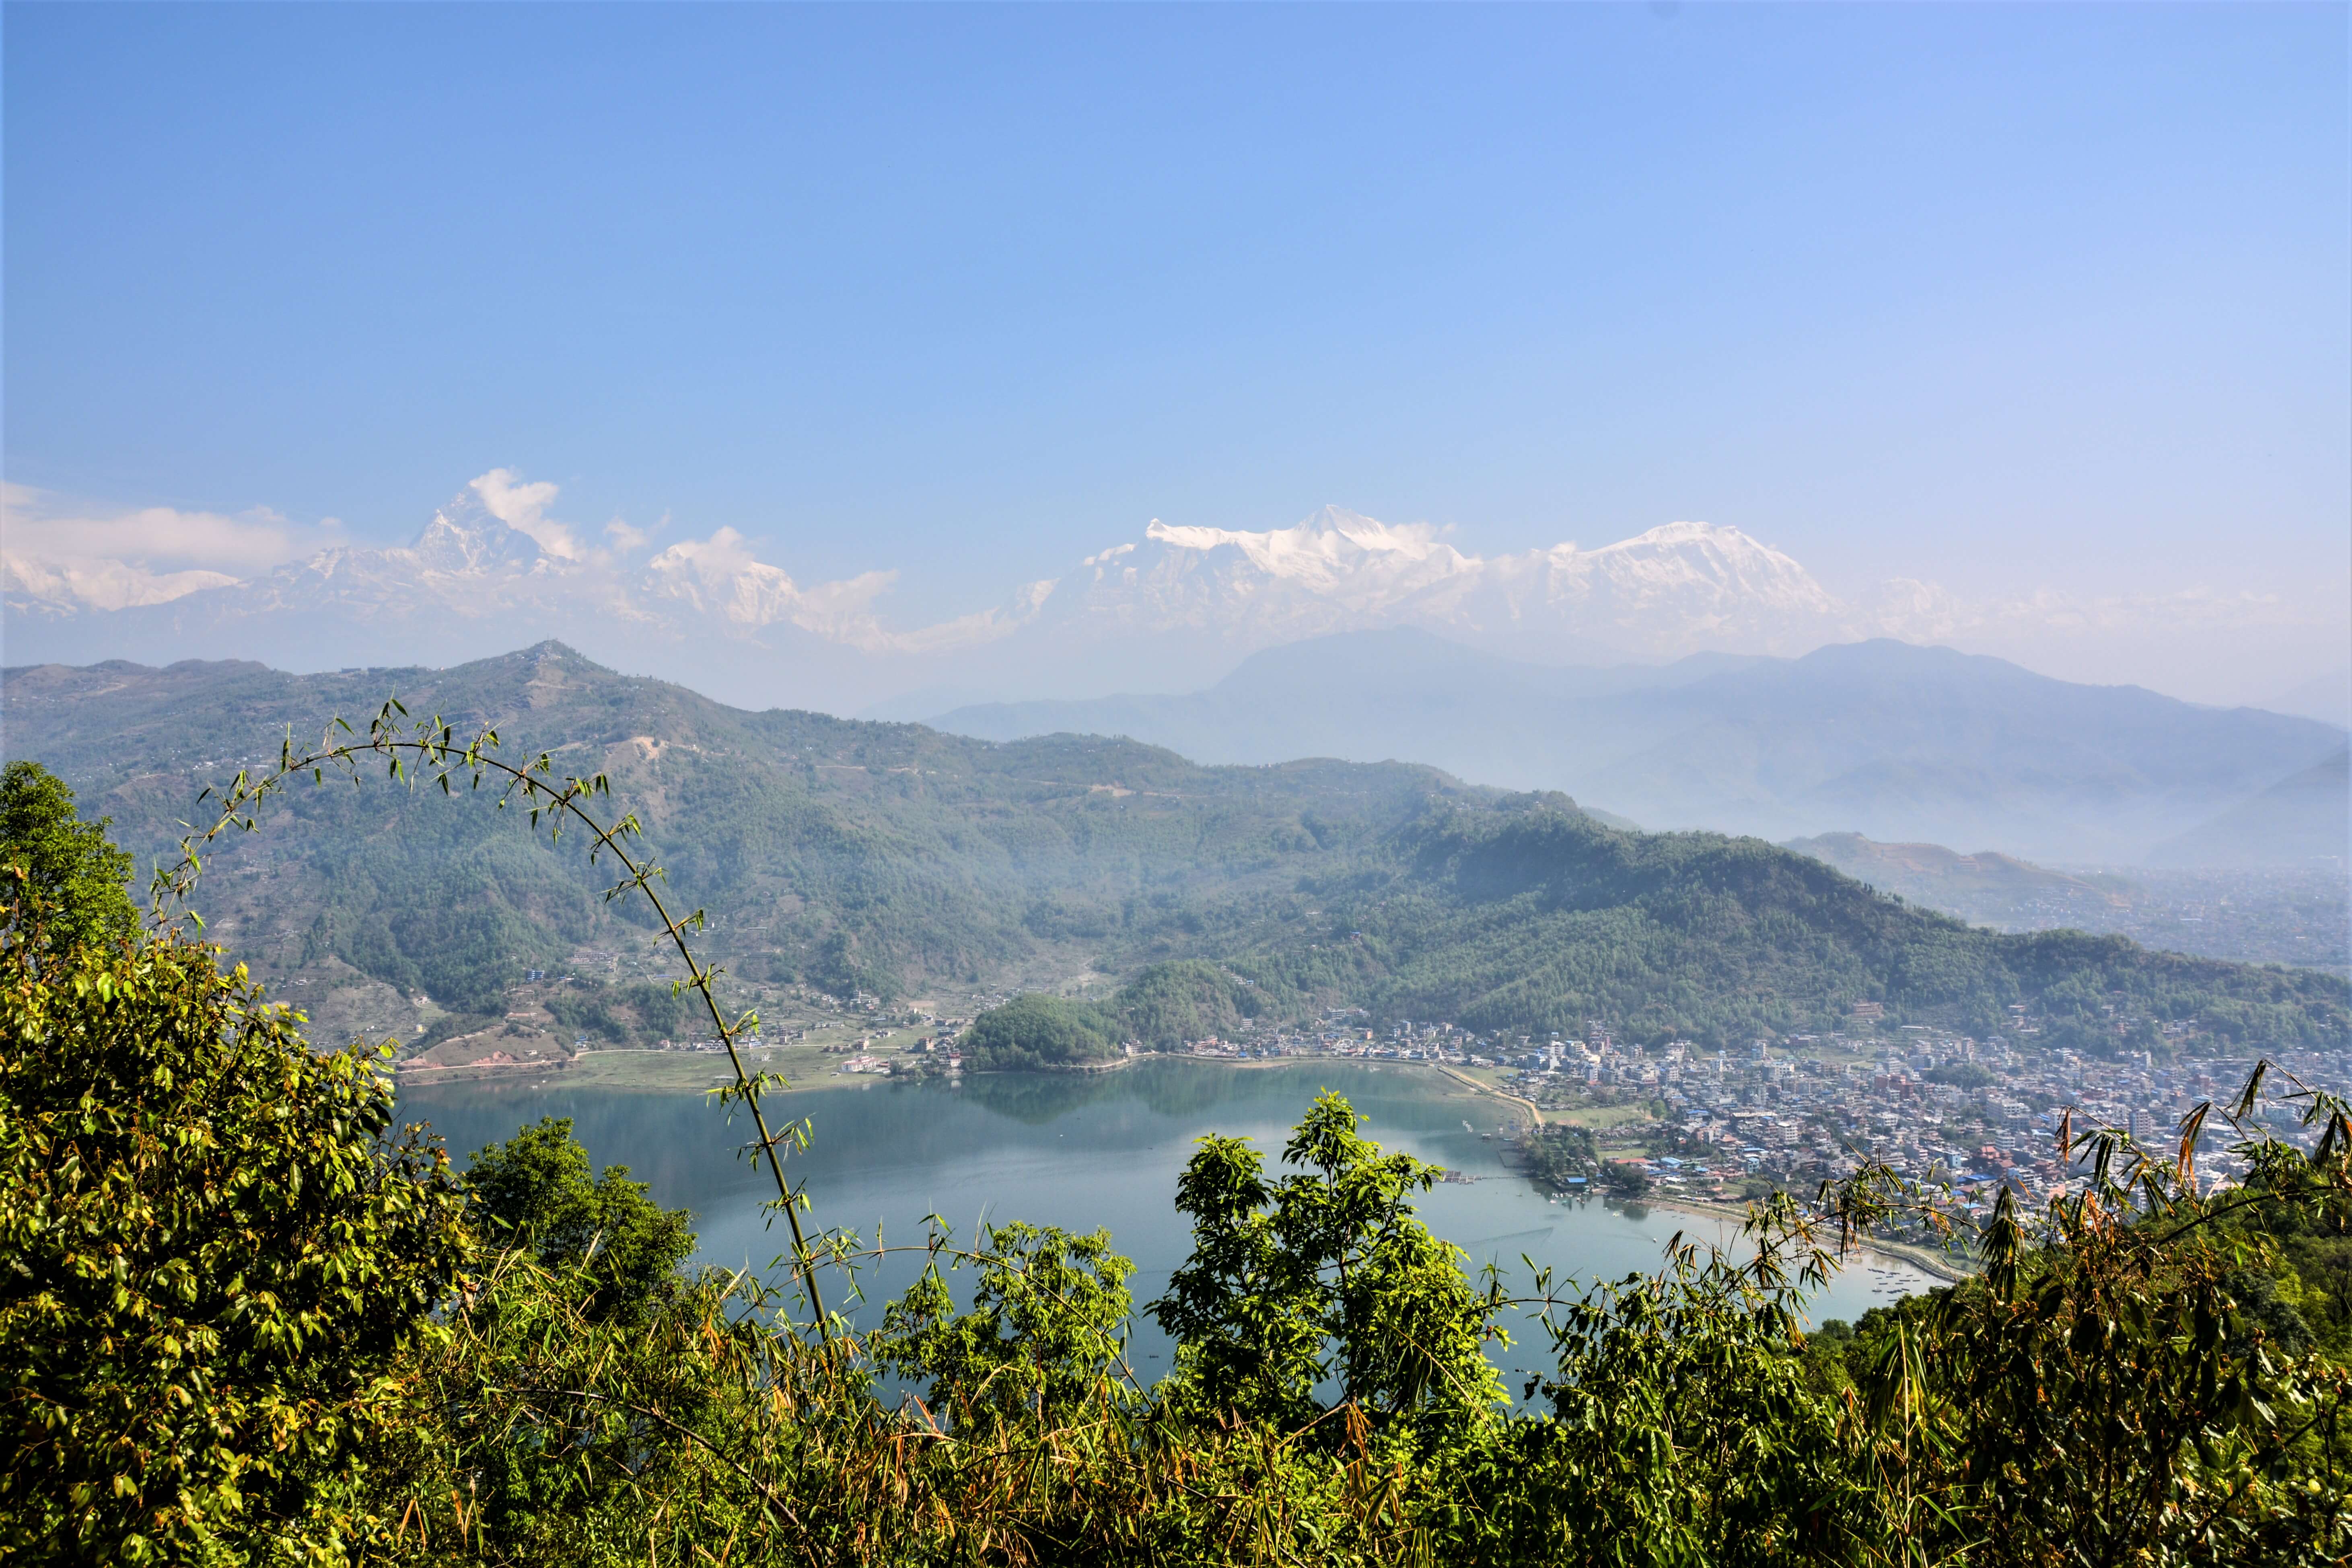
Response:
[[1149, 1005, 2347, 1217]]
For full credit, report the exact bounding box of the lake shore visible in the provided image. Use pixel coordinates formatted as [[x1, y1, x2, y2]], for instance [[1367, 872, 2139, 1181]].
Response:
[[397, 1052, 1973, 1289], [398, 1044, 890, 1094], [1627, 1193, 1976, 1285], [1416, 1063, 1974, 1287], [1435, 1063, 1543, 1126]]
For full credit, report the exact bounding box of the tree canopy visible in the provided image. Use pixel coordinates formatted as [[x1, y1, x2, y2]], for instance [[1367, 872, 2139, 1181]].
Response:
[[462, 1116, 697, 1325], [0, 759, 138, 952], [0, 906, 469, 1559]]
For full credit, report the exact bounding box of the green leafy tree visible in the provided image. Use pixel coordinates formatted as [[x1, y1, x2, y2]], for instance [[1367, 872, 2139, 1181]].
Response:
[[1467, 1252, 1869, 1565], [372, 1253, 768, 1562], [961, 992, 1122, 1070], [1523, 1123, 1599, 1189], [1152, 1091, 1507, 1450], [0, 759, 138, 952], [1603, 1160, 1654, 1198], [372, 1126, 736, 1557], [462, 1116, 696, 1326], [0, 910, 471, 1561], [872, 1221, 1136, 1434]]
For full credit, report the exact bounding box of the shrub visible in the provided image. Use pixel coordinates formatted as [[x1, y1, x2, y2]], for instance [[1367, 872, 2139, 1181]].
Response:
[[0, 905, 470, 1560]]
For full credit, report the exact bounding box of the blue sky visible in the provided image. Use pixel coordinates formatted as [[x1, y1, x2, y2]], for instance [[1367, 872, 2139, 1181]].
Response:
[[6, 4, 2346, 654]]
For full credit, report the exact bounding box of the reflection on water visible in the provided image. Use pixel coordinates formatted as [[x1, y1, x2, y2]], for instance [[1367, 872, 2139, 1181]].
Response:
[[399, 1060, 1935, 1387]]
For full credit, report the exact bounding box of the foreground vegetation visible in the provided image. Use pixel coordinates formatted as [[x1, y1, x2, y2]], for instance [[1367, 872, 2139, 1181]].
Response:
[[8, 744, 2352, 1564]]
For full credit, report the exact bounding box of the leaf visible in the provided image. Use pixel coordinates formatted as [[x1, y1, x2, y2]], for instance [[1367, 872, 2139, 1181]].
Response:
[[2231, 1060, 2270, 1121], [2175, 1102, 2209, 1194]]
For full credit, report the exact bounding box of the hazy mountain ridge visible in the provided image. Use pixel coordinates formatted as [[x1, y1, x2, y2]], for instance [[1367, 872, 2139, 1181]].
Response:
[[1784, 833, 2137, 912], [2151, 748, 2351, 869], [2, 643, 2343, 1057], [932, 630, 2349, 865], [1784, 832, 2350, 976]]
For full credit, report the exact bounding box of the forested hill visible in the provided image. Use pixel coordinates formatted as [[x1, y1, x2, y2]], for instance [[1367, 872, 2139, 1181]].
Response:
[[0, 642, 1486, 1018], [3, 642, 2343, 1055], [1213, 804, 2348, 1051]]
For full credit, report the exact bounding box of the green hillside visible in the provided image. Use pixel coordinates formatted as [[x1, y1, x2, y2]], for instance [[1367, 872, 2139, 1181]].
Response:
[[1, 643, 1463, 1022], [5, 643, 2344, 1060], [1223, 802, 2346, 1050]]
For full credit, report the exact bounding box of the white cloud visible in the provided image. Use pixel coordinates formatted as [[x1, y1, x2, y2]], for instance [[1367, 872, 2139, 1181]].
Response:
[[0, 553, 240, 612], [0, 482, 345, 611], [469, 468, 583, 560], [646, 525, 768, 583], [642, 527, 808, 627], [639, 526, 1048, 652], [603, 508, 672, 554]]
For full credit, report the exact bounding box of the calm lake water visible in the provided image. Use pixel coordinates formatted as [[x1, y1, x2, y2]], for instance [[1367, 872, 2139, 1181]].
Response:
[[398, 1060, 1931, 1390]]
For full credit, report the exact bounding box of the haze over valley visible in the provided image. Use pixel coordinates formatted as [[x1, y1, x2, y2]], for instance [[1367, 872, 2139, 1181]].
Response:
[[926, 627, 2348, 867]]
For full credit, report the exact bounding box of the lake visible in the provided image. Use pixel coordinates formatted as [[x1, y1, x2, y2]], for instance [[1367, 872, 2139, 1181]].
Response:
[[398, 1059, 1934, 1391]]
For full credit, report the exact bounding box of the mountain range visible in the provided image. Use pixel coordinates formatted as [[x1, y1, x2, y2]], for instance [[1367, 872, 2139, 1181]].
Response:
[[1782, 833, 2142, 920], [927, 631, 2349, 866], [2, 642, 2341, 1059], [16, 473, 2333, 720], [9, 474, 2343, 866]]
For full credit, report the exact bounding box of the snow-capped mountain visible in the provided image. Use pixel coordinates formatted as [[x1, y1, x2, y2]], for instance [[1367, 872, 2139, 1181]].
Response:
[[5, 473, 2323, 715], [4, 477, 1861, 706], [1038, 507, 1841, 662]]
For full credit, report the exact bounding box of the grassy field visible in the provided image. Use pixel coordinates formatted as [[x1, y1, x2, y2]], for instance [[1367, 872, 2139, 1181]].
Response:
[[1545, 1102, 1659, 1131]]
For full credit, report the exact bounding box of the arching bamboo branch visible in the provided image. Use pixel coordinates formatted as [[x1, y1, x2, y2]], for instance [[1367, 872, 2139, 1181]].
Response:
[[152, 699, 834, 1342]]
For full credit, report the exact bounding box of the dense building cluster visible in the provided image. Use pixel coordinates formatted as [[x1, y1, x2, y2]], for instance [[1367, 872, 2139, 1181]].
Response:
[[1159, 1004, 2346, 1212], [1654, 1032, 2344, 1210]]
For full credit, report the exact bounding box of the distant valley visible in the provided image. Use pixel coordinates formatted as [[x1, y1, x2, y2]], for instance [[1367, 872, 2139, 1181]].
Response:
[[929, 629, 2350, 867], [1782, 833, 2350, 977]]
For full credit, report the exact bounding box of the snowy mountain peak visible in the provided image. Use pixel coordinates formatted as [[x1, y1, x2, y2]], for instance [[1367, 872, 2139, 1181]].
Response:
[[1062, 508, 1837, 660], [1552, 519, 1838, 618], [642, 526, 808, 627], [404, 471, 587, 576], [1145, 505, 1466, 576], [409, 496, 550, 576], [1601, 519, 1744, 550]]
